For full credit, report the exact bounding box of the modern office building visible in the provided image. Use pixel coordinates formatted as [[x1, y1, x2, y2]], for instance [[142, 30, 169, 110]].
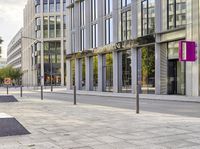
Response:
[[7, 29, 23, 69], [66, 0, 200, 97], [22, 0, 67, 86]]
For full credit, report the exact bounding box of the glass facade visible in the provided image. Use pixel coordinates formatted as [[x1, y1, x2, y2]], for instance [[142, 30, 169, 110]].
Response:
[[167, 0, 186, 29], [49, 16, 55, 38], [141, 0, 155, 36], [138, 46, 155, 94], [167, 41, 185, 95], [119, 50, 132, 93], [43, 0, 48, 12], [80, 0, 85, 26], [43, 42, 61, 85], [93, 56, 98, 91], [49, 0, 54, 12], [91, 0, 98, 21], [103, 53, 113, 92], [105, 0, 113, 15], [121, 0, 131, 8], [56, 16, 61, 37], [43, 16, 48, 38], [35, 0, 40, 13], [92, 24, 98, 48], [56, 0, 60, 12], [35, 17, 41, 38], [121, 11, 131, 41], [105, 18, 113, 45]]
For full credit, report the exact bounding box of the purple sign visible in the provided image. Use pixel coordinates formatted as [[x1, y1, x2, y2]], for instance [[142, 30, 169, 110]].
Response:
[[179, 41, 196, 62]]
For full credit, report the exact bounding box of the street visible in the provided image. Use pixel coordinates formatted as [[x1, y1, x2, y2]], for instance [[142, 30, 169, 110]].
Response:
[[1, 87, 200, 118]]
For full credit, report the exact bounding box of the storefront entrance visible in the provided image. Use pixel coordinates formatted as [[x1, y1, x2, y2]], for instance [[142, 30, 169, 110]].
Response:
[[167, 41, 186, 95], [168, 60, 185, 95]]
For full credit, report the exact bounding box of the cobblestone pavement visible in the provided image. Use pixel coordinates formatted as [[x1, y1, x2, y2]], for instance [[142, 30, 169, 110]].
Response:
[[0, 96, 200, 149]]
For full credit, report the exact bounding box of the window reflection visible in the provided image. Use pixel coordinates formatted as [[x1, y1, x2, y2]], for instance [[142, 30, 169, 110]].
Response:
[[138, 46, 155, 94]]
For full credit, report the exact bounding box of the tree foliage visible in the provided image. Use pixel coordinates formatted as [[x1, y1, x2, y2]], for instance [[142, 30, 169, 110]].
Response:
[[0, 66, 23, 85]]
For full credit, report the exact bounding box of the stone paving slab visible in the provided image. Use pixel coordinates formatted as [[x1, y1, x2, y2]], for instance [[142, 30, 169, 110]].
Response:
[[0, 97, 199, 148], [0, 95, 18, 102]]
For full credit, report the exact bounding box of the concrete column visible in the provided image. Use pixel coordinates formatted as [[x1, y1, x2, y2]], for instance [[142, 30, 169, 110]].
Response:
[[75, 58, 82, 90], [85, 56, 93, 91], [186, 0, 200, 96], [61, 40, 64, 86], [155, 43, 161, 94], [118, 52, 123, 92], [66, 59, 71, 90], [131, 48, 137, 94], [113, 51, 119, 93], [98, 54, 104, 91]]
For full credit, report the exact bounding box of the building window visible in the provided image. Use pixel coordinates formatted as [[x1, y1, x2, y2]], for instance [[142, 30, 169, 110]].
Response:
[[49, 0, 54, 12], [56, 0, 60, 12], [92, 24, 98, 48], [93, 56, 98, 91], [71, 33, 75, 53], [91, 0, 98, 21], [138, 46, 155, 94], [71, 7, 75, 29], [105, 18, 113, 45], [43, 0, 48, 12], [63, 0, 66, 11], [81, 29, 86, 51], [80, 0, 85, 26], [44, 42, 61, 86], [35, 17, 41, 38], [105, 0, 113, 15], [43, 16, 48, 38], [121, 0, 131, 8], [167, 0, 186, 29], [121, 10, 131, 41], [63, 15, 66, 37], [141, 0, 155, 36], [49, 16, 55, 38], [56, 16, 61, 37], [35, 0, 40, 13]]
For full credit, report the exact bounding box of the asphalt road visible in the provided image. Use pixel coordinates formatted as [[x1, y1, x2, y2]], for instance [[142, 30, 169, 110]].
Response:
[[16, 90, 200, 118]]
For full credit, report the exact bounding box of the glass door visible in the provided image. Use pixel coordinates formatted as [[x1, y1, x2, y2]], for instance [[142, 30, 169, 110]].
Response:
[[168, 60, 185, 95]]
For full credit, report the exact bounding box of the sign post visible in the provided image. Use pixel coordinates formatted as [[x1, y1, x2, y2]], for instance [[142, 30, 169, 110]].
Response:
[[4, 78, 11, 95]]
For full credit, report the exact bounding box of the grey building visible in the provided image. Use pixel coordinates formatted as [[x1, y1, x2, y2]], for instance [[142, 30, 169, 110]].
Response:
[[7, 29, 23, 69], [66, 0, 200, 97], [22, 0, 67, 86]]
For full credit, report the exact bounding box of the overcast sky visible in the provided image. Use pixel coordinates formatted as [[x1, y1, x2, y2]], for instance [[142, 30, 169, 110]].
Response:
[[0, 0, 27, 58]]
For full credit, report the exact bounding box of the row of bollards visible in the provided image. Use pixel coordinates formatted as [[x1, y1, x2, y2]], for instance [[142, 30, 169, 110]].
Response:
[[7, 84, 139, 114]]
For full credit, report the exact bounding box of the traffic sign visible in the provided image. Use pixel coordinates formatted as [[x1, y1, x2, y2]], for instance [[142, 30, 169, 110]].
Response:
[[4, 78, 12, 85]]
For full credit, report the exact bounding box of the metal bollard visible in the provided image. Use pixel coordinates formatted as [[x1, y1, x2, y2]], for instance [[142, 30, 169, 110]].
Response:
[[74, 85, 76, 105], [41, 85, 43, 100], [51, 85, 53, 92], [20, 85, 23, 97], [7, 85, 8, 95], [136, 84, 139, 114]]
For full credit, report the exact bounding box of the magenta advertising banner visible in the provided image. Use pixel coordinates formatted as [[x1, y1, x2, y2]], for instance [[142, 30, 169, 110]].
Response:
[[179, 41, 196, 62]]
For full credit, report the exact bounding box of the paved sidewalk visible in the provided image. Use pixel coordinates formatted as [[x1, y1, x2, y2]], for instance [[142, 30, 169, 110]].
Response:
[[0, 96, 200, 148]]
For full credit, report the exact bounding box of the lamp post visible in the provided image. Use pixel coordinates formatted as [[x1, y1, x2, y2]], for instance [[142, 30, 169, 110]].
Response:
[[49, 51, 53, 92], [21, 36, 44, 100]]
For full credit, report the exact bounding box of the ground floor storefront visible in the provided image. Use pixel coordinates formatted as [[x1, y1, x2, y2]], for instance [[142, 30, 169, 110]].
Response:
[[65, 40, 191, 96]]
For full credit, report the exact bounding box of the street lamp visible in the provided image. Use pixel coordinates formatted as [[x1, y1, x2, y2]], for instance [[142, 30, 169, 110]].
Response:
[[21, 36, 44, 100]]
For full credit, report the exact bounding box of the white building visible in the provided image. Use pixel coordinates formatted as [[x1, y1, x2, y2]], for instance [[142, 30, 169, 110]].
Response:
[[7, 29, 23, 69], [22, 0, 67, 86]]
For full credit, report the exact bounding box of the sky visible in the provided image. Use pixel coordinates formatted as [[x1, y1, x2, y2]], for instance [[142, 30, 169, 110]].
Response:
[[0, 0, 27, 58]]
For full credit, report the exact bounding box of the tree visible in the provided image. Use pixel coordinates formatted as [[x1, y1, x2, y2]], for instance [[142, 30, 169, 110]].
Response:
[[0, 66, 23, 85]]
